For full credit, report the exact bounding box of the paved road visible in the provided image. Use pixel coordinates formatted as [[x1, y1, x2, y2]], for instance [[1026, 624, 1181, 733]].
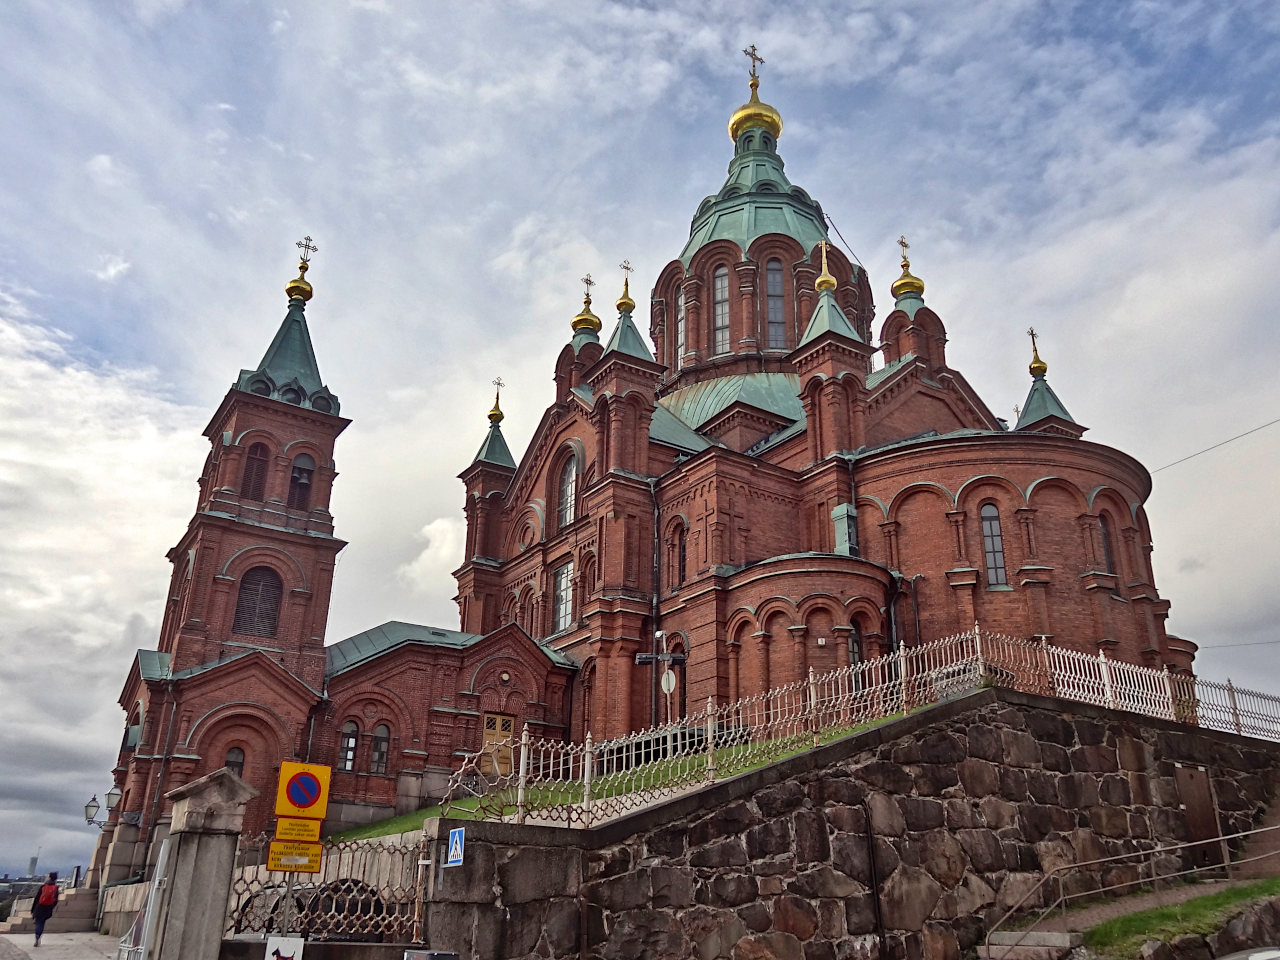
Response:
[[0, 932, 120, 959]]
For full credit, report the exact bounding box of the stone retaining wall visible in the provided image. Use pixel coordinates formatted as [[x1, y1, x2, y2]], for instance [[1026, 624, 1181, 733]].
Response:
[[1141, 894, 1280, 960], [421, 688, 1280, 960]]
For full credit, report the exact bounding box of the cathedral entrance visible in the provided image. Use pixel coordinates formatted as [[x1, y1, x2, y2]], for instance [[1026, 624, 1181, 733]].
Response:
[[480, 713, 515, 775]]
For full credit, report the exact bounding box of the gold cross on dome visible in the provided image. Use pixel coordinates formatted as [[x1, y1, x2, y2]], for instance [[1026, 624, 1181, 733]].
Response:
[[897, 235, 910, 260], [581, 273, 595, 298], [743, 44, 765, 78], [819, 239, 830, 273], [619, 259, 632, 279], [1027, 326, 1039, 351], [295, 235, 318, 262], [492, 376, 505, 393]]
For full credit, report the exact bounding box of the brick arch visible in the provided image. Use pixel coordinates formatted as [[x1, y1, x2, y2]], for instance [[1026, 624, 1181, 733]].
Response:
[[754, 596, 799, 629], [796, 593, 844, 623], [467, 654, 535, 694], [328, 689, 413, 744], [281, 437, 330, 463], [1025, 476, 1089, 513], [232, 426, 285, 450], [507, 502, 545, 555], [955, 474, 1026, 512], [219, 544, 308, 591], [725, 607, 757, 643], [1086, 484, 1134, 518], [687, 238, 746, 275], [183, 701, 292, 759], [887, 481, 955, 521], [856, 494, 889, 521]]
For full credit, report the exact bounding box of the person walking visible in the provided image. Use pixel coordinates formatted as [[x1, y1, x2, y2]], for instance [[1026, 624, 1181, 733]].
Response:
[[32, 871, 59, 947]]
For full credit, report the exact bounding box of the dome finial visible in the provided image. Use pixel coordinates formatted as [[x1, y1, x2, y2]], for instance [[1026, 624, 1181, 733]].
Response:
[[285, 235, 317, 302], [1027, 326, 1048, 377], [571, 272, 602, 333], [890, 234, 925, 299], [489, 376, 505, 423], [729, 45, 783, 141], [616, 259, 636, 314], [815, 239, 837, 292]]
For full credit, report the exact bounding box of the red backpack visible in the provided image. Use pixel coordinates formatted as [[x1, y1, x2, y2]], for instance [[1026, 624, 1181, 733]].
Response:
[[38, 884, 57, 907]]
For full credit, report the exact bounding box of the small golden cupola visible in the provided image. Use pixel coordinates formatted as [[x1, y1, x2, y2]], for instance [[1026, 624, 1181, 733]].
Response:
[[729, 45, 783, 142], [285, 235, 318, 302], [890, 235, 925, 300], [571, 273, 602, 334]]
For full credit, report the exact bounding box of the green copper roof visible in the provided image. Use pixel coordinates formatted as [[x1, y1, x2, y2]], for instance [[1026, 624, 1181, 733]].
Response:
[[893, 289, 926, 319], [679, 131, 829, 265], [650, 403, 716, 452], [602, 309, 655, 362], [235, 299, 340, 414], [472, 420, 516, 468], [798, 286, 863, 345], [135, 650, 171, 681], [659, 372, 803, 430], [326, 620, 574, 677], [1016, 373, 1077, 430]]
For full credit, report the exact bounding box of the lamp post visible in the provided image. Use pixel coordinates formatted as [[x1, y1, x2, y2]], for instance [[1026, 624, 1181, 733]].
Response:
[[84, 786, 122, 828]]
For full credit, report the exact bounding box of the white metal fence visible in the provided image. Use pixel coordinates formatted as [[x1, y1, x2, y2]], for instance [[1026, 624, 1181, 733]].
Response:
[[441, 626, 1280, 827]]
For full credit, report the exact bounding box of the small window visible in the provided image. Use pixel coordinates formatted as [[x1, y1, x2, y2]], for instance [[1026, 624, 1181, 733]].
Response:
[[232, 566, 283, 637], [553, 562, 573, 632], [288, 454, 315, 510], [1099, 515, 1116, 574], [713, 266, 730, 354], [766, 259, 785, 348], [312, 395, 332, 414], [338, 721, 358, 772], [224, 747, 245, 778], [279, 386, 302, 404], [675, 284, 686, 362], [370, 724, 390, 775], [981, 504, 1008, 587], [672, 523, 687, 587], [249, 380, 271, 396], [557, 456, 576, 530], [242, 443, 269, 502]]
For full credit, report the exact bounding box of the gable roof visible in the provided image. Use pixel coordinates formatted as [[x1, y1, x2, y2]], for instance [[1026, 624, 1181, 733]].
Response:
[[659, 372, 803, 432], [326, 620, 575, 678]]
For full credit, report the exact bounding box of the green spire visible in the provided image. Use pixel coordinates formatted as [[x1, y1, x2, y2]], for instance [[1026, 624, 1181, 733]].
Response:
[[602, 271, 655, 361], [473, 382, 516, 468], [798, 242, 862, 346], [1015, 330, 1078, 431], [235, 253, 339, 414]]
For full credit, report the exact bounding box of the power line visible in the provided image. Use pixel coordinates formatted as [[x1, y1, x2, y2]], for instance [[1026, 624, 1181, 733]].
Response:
[[824, 215, 865, 268], [1152, 415, 1280, 473], [1194, 639, 1280, 650]]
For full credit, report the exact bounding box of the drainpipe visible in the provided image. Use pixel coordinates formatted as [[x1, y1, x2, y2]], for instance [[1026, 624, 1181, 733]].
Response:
[[861, 798, 887, 951], [909, 574, 924, 647], [648, 477, 662, 728]]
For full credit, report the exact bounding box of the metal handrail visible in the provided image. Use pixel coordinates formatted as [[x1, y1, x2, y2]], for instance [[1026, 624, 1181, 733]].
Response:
[[984, 821, 1280, 958]]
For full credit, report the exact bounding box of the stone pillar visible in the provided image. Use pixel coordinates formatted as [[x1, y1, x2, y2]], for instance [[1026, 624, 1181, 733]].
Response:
[[150, 769, 258, 960], [787, 625, 808, 686]]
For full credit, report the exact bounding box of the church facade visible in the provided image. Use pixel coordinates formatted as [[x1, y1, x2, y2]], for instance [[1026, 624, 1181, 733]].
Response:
[[96, 70, 1194, 882]]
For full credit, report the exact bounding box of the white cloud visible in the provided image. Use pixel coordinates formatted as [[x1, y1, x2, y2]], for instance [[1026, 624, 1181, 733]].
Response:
[[90, 253, 132, 282]]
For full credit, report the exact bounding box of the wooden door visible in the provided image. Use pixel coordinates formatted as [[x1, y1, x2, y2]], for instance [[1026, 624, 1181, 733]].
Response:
[[480, 713, 515, 776], [1174, 763, 1222, 868]]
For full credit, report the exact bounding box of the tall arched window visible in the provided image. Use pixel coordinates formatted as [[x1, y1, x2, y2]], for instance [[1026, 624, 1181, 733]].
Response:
[[712, 266, 730, 354], [677, 523, 687, 586], [675, 284, 686, 364], [338, 721, 358, 771], [553, 562, 574, 633], [224, 747, 245, 778], [370, 724, 390, 774], [981, 504, 1008, 586], [287, 454, 315, 510], [557, 456, 577, 530], [1099, 515, 1116, 574], [232, 566, 283, 637], [242, 443, 269, 501], [766, 259, 785, 348]]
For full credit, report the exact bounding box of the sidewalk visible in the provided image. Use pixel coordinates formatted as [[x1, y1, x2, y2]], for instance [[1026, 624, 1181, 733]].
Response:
[[0, 932, 120, 959]]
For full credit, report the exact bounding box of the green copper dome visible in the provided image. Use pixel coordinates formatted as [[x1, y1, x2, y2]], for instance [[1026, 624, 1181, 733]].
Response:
[[679, 127, 829, 265]]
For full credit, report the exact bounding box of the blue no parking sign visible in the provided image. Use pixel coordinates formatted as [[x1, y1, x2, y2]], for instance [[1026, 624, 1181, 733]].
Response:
[[445, 827, 465, 867]]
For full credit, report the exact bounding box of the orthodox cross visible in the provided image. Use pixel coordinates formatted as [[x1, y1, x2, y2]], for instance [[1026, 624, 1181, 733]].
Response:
[[1013, 403, 1022, 420], [819, 238, 830, 273], [296, 236, 318, 263], [742, 44, 764, 78], [619, 259, 632, 280], [1027, 326, 1040, 352], [897, 235, 910, 260], [492, 376, 504, 398], [581, 273, 595, 299]]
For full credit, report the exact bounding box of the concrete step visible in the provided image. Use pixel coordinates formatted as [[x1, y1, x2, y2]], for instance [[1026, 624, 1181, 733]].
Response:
[[0, 915, 99, 934], [979, 931, 1082, 960]]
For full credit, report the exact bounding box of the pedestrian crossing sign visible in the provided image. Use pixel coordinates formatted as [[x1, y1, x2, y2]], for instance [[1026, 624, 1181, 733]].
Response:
[[445, 827, 465, 867]]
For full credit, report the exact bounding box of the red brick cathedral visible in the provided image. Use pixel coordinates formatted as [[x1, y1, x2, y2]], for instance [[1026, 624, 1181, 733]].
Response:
[[97, 71, 1194, 880]]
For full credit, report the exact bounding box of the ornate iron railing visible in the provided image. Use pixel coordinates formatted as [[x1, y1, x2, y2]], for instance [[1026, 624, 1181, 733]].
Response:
[[225, 833, 424, 942], [442, 626, 1280, 827]]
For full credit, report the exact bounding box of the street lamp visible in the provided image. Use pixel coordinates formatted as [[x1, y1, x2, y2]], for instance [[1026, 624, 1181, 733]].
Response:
[[84, 786, 122, 828]]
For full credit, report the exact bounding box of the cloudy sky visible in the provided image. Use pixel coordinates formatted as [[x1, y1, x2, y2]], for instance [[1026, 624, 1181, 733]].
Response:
[[2, 0, 1278, 876]]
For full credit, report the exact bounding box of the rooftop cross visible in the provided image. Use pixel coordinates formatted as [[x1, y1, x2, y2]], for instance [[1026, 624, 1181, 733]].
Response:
[[619, 259, 632, 280], [295, 236, 318, 263], [1027, 326, 1040, 353], [581, 273, 595, 298], [1014, 403, 1022, 420], [742, 44, 764, 79], [897, 235, 910, 260], [492, 376, 504, 395]]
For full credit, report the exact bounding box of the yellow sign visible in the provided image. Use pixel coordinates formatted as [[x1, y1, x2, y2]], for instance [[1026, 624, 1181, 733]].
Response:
[[267, 840, 323, 874], [273, 761, 332, 820], [275, 816, 322, 842]]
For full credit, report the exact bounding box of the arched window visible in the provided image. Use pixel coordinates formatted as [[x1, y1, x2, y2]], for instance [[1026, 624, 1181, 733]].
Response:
[[553, 562, 574, 633], [766, 259, 785, 348], [981, 504, 1008, 587], [224, 747, 245, 778], [1099, 515, 1116, 574], [712, 265, 730, 354], [287, 454, 315, 510], [678, 524, 687, 586], [557, 456, 577, 530], [232, 566, 283, 637], [675, 284, 686, 364], [242, 443, 269, 501], [370, 724, 390, 774], [338, 721, 358, 772]]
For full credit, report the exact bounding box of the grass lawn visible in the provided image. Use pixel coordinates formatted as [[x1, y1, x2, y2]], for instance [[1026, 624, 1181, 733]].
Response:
[[1082, 876, 1280, 960]]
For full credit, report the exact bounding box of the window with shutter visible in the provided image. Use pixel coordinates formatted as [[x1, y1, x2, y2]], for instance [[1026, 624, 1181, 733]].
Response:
[[242, 443, 269, 501], [232, 566, 283, 637]]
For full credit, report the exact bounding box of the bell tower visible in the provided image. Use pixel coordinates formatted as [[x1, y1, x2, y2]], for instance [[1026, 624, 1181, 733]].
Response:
[[156, 240, 350, 690]]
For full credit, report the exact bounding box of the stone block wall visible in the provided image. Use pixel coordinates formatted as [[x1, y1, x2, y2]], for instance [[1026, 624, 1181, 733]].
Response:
[[422, 688, 1280, 960]]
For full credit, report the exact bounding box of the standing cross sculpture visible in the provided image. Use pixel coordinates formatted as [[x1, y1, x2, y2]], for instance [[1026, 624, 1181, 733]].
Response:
[[295, 236, 318, 262], [742, 44, 764, 78]]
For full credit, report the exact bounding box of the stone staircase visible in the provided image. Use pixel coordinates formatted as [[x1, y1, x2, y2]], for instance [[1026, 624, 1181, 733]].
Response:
[[0, 887, 100, 934], [1234, 803, 1280, 879], [978, 931, 1083, 960]]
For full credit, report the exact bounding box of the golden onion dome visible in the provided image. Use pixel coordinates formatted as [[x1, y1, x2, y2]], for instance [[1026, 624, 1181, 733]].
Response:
[[1029, 342, 1048, 378], [616, 275, 636, 314], [729, 75, 783, 142], [571, 293, 602, 333], [488, 391, 504, 424], [890, 256, 925, 299], [285, 260, 313, 302]]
